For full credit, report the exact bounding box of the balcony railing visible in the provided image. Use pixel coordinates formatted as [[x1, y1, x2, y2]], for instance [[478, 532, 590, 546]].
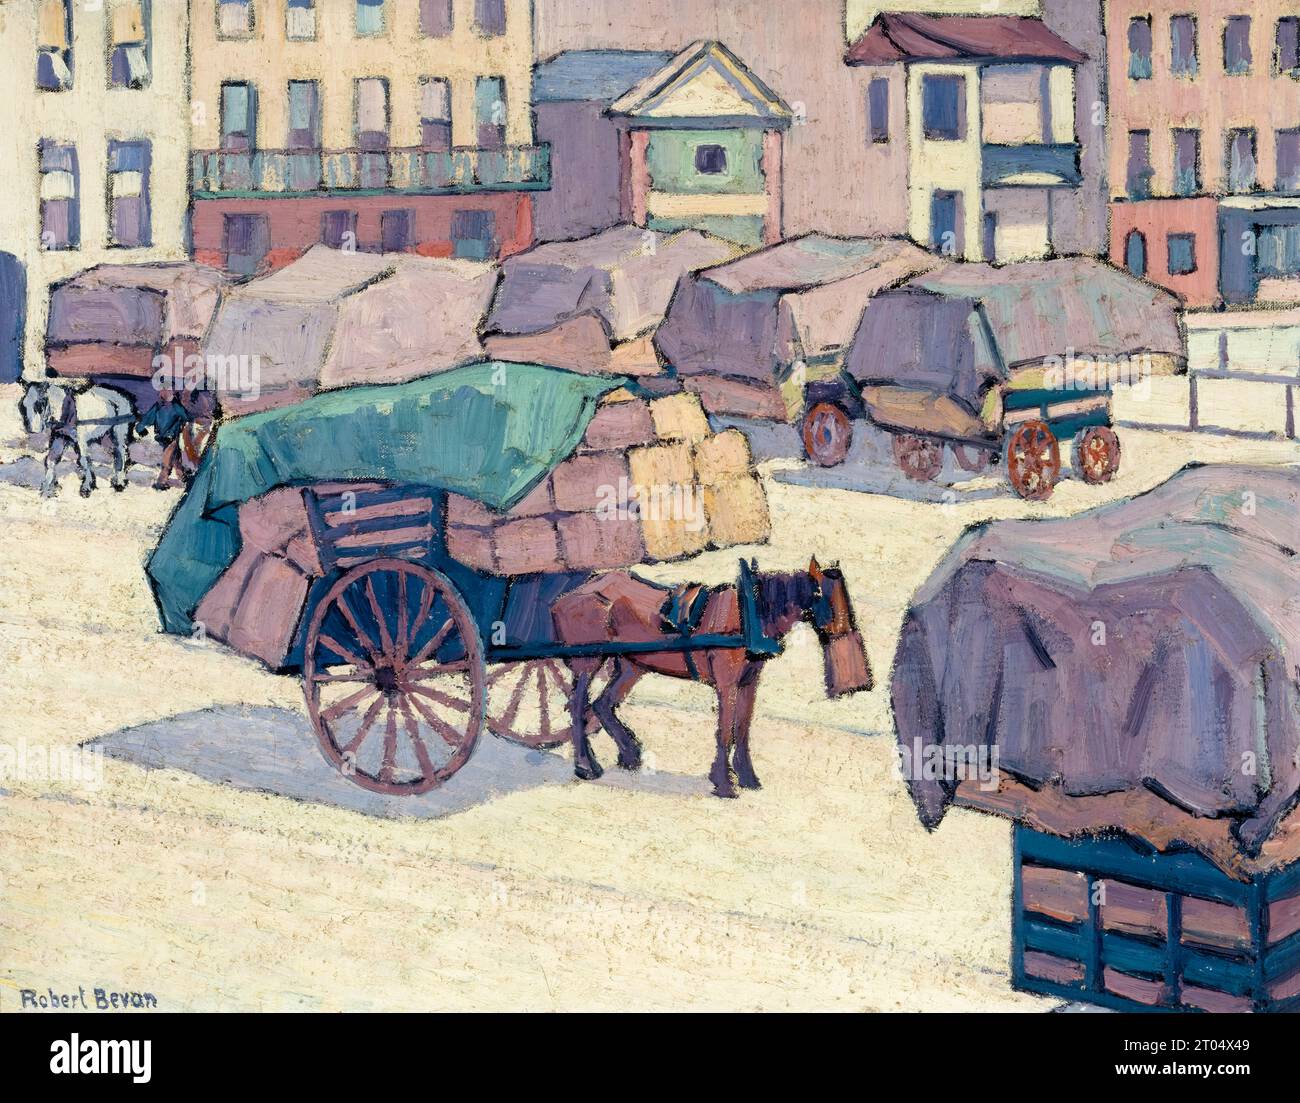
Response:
[[982, 143, 1081, 188], [191, 145, 551, 197]]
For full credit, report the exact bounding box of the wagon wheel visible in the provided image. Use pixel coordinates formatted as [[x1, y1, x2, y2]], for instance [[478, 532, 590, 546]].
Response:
[[180, 418, 215, 471], [952, 443, 993, 473], [1006, 420, 1061, 501], [303, 559, 485, 795], [892, 433, 943, 481], [488, 660, 573, 749], [801, 403, 853, 467], [1073, 426, 1121, 485]]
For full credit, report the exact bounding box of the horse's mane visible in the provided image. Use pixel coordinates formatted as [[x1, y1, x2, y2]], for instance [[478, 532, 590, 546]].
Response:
[[757, 569, 814, 622]]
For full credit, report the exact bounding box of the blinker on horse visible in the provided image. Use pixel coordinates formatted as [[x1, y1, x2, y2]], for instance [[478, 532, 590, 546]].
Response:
[[552, 557, 872, 798]]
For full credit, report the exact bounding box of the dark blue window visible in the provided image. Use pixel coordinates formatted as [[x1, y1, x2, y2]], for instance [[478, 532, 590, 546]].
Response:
[[868, 79, 889, 143], [922, 75, 965, 141], [1167, 233, 1197, 275], [695, 144, 727, 174]]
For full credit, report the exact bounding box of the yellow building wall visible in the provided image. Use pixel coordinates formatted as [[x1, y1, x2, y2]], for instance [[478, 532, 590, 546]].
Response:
[[907, 61, 984, 260], [0, 0, 190, 379], [188, 0, 535, 152]]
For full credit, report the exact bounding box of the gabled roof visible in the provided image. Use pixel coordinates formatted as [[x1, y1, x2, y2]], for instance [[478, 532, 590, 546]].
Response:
[[846, 13, 1086, 66], [608, 40, 793, 126], [533, 50, 676, 105]]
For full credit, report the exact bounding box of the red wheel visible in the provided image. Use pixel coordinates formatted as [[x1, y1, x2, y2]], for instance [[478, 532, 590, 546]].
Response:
[[1073, 426, 1121, 485], [892, 434, 943, 481], [487, 660, 572, 749], [952, 443, 993, 472], [303, 559, 485, 794], [1006, 420, 1061, 501], [801, 403, 852, 467]]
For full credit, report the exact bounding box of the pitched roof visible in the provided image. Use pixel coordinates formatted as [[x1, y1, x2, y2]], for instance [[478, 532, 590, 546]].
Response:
[[846, 13, 1086, 66], [532, 50, 676, 105], [608, 40, 793, 124]]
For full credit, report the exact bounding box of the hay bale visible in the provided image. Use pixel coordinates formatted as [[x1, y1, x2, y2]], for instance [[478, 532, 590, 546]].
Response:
[[649, 392, 710, 443], [239, 487, 309, 554], [551, 452, 630, 513], [638, 495, 710, 560], [557, 512, 647, 571], [692, 428, 752, 485], [492, 517, 561, 575], [225, 555, 310, 669], [579, 397, 656, 452], [504, 477, 554, 519], [446, 493, 497, 527], [703, 475, 770, 548], [446, 525, 495, 573], [628, 441, 693, 488]]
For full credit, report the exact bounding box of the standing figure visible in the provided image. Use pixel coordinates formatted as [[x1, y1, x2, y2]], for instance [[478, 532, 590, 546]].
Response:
[[135, 387, 191, 490]]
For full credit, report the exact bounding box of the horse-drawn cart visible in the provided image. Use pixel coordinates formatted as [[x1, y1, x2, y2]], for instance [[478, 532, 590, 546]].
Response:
[[798, 258, 1185, 500]]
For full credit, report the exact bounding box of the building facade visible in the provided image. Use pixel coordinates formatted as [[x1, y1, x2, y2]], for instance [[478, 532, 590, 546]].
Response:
[[1106, 1, 1300, 305], [0, 0, 190, 382], [188, 0, 547, 273], [846, 13, 1085, 262]]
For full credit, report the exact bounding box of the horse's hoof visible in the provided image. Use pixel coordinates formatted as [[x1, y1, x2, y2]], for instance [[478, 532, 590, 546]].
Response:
[[574, 761, 603, 781], [737, 774, 763, 790], [711, 784, 740, 799], [79, 486, 93, 498], [112, 483, 127, 493], [616, 754, 642, 772]]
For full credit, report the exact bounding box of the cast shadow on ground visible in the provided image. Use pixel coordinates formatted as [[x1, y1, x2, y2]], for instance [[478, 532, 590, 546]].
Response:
[[87, 705, 711, 819]]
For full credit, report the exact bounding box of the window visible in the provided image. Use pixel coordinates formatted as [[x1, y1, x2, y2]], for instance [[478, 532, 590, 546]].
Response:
[[1170, 15, 1198, 77], [38, 141, 79, 250], [355, 78, 389, 148], [868, 78, 889, 143], [286, 0, 315, 40], [287, 80, 320, 149], [451, 209, 496, 259], [1126, 130, 1152, 198], [921, 75, 965, 141], [695, 144, 727, 174], [982, 212, 997, 263], [1128, 16, 1153, 79], [217, 0, 253, 39], [1224, 16, 1252, 75], [474, 0, 506, 36], [381, 210, 415, 252], [1167, 233, 1196, 275], [1277, 129, 1300, 193], [223, 213, 268, 276], [108, 0, 150, 89], [419, 78, 452, 151], [1124, 230, 1147, 277], [1227, 128, 1257, 192], [220, 82, 256, 152], [420, 0, 452, 37], [322, 211, 358, 250], [475, 77, 506, 149], [356, 0, 384, 36], [108, 139, 151, 248], [1257, 224, 1300, 277], [37, 0, 73, 91], [1173, 128, 1200, 196], [1278, 18, 1300, 77]]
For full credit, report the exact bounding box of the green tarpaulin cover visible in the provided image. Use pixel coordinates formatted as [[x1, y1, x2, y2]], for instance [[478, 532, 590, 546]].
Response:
[[147, 361, 624, 634]]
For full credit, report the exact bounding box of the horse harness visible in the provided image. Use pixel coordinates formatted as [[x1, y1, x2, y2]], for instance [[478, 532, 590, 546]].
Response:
[[44, 389, 134, 443], [659, 582, 715, 679]]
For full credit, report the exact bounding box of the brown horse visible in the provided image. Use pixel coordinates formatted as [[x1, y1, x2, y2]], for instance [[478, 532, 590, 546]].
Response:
[[551, 559, 872, 797]]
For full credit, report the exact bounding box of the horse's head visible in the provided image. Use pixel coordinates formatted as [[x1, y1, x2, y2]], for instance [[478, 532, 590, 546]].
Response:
[[20, 382, 51, 435], [807, 557, 873, 698]]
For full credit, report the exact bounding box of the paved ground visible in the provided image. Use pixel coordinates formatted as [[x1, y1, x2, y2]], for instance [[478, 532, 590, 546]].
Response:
[[0, 384, 1295, 1011]]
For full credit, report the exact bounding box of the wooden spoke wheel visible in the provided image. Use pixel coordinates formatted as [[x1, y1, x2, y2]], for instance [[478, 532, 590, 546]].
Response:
[[487, 660, 573, 749], [1006, 420, 1061, 501], [801, 403, 853, 467], [952, 443, 994, 473], [1073, 425, 1121, 485], [892, 433, 943, 482], [303, 559, 485, 795]]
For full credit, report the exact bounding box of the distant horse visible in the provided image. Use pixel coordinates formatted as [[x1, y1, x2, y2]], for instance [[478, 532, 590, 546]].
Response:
[[20, 381, 135, 497], [551, 558, 873, 797]]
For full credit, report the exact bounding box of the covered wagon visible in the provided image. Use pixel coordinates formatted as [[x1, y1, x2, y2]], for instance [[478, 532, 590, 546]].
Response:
[[654, 234, 940, 420], [201, 245, 499, 414], [798, 257, 1186, 499], [482, 224, 735, 378], [148, 361, 772, 791], [892, 463, 1300, 1010]]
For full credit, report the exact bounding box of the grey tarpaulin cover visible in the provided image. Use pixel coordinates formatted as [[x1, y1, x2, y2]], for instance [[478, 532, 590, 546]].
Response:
[[892, 464, 1300, 855]]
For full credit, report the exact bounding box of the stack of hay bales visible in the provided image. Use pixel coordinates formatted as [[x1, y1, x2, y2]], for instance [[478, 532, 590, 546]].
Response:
[[445, 390, 769, 574]]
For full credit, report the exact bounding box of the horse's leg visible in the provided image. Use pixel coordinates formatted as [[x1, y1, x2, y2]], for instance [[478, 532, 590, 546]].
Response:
[[110, 425, 128, 490], [592, 657, 645, 770], [74, 430, 96, 497], [566, 657, 603, 781], [40, 435, 67, 497], [731, 670, 763, 790]]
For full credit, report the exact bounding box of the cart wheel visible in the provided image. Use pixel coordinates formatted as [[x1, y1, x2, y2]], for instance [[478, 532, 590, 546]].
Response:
[[1006, 420, 1061, 501], [892, 434, 943, 481], [488, 660, 572, 749], [801, 403, 853, 467], [952, 443, 993, 473], [303, 559, 485, 795], [1073, 426, 1121, 485]]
